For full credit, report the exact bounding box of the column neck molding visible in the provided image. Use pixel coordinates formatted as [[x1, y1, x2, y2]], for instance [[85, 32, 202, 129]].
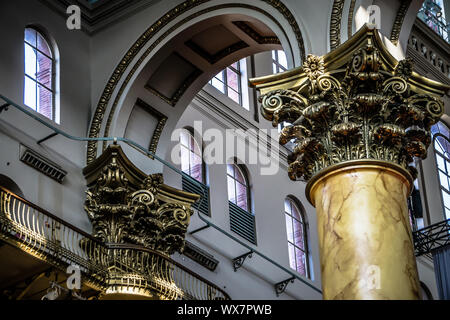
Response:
[[305, 159, 413, 206]]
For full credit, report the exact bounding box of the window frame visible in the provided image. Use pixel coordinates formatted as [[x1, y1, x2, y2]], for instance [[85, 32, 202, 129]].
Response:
[[209, 60, 244, 106], [23, 26, 56, 121], [284, 196, 309, 278], [272, 50, 287, 74], [226, 163, 251, 213], [431, 121, 450, 220], [179, 129, 206, 185]]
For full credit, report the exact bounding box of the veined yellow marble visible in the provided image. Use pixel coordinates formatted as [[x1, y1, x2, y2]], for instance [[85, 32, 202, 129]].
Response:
[[309, 165, 421, 300]]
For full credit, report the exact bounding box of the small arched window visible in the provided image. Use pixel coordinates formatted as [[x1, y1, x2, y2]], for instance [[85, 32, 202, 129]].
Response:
[[227, 163, 250, 212], [284, 197, 309, 277], [431, 121, 450, 220], [24, 27, 55, 121], [179, 129, 204, 183]]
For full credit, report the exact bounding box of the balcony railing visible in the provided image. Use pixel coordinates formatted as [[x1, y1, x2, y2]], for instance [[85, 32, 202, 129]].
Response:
[[413, 218, 450, 256], [0, 186, 230, 300]]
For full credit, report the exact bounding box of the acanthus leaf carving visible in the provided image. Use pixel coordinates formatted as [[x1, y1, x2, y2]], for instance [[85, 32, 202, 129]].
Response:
[[84, 146, 193, 256], [259, 44, 445, 182]]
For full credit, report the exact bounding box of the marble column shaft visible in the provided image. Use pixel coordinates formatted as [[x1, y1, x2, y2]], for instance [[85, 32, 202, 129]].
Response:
[[309, 165, 421, 300]]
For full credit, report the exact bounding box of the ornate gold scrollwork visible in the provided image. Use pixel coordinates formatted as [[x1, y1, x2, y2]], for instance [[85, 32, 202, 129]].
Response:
[[82, 145, 200, 298], [259, 42, 445, 183], [83, 145, 196, 256]]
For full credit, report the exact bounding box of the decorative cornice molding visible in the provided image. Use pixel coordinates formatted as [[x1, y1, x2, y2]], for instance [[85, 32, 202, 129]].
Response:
[[232, 21, 281, 45], [39, 0, 163, 34], [406, 19, 450, 84], [185, 39, 249, 65], [347, 0, 356, 39], [390, 0, 412, 45], [412, 18, 450, 56], [134, 98, 167, 157], [330, 0, 345, 50], [86, 0, 306, 165], [407, 46, 450, 85]]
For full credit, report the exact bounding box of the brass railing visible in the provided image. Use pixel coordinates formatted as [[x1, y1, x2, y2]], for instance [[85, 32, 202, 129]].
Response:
[[0, 186, 229, 300]]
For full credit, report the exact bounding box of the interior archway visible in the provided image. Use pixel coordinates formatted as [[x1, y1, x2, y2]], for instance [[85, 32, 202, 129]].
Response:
[[86, 1, 307, 170]]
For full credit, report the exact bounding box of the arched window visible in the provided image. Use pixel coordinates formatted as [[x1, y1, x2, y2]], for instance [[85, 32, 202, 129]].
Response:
[[284, 197, 309, 277], [179, 129, 210, 217], [227, 163, 255, 244], [431, 121, 450, 220], [24, 27, 55, 121], [227, 163, 250, 212], [179, 129, 204, 183]]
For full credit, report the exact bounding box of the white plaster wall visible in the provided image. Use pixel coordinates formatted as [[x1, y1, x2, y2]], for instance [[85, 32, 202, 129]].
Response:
[[168, 100, 322, 299]]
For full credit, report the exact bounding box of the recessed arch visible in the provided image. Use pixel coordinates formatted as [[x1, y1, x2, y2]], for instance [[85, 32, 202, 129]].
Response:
[[0, 174, 24, 197], [86, 0, 307, 165]]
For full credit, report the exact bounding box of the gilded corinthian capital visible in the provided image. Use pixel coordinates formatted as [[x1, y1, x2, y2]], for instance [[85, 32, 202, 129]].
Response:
[[251, 25, 448, 185], [82, 144, 199, 255]]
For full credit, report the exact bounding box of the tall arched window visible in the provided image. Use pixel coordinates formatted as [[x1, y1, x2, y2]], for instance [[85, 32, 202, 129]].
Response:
[[227, 163, 255, 244], [180, 129, 210, 216], [227, 163, 250, 212], [180, 129, 204, 183], [284, 197, 309, 277], [24, 27, 55, 121], [431, 121, 450, 220]]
